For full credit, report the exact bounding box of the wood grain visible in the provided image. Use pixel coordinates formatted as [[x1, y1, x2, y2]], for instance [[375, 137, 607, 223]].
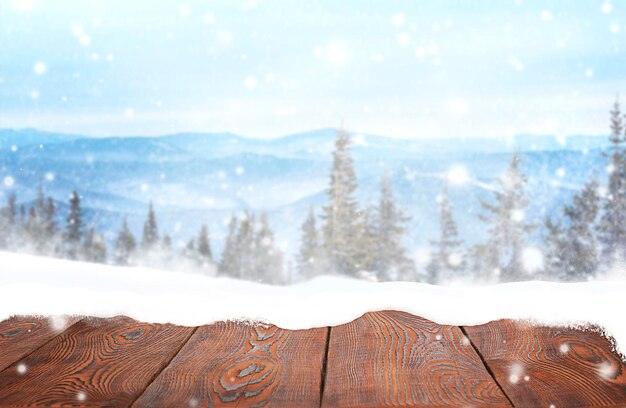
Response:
[[464, 320, 626, 407], [0, 315, 81, 372], [321, 311, 511, 407], [134, 321, 328, 408], [0, 316, 194, 407]]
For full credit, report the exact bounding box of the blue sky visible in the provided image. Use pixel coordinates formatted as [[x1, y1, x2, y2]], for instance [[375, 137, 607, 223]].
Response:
[[0, 0, 624, 138]]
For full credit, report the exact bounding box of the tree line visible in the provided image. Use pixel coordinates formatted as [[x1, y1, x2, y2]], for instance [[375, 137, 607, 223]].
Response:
[[1, 99, 625, 284]]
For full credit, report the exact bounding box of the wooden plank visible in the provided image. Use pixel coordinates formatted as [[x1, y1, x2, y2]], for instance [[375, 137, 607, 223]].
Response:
[[464, 320, 626, 407], [134, 321, 328, 407], [0, 315, 82, 372], [321, 311, 511, 407], [0, 316, 194, 406]]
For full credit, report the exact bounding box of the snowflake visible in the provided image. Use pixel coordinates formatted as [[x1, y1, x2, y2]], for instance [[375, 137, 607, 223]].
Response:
[[79, 35, 91, 46], [3, 176, 15, 187], [541, 10, 553, 21], [77, 392, 87, 402], [522, 247, 544, 273], [447, 165, 469, 185], [235, 166, 245, 175], [391, 13, 406, 27], [34, 62, 46, 74], [602, 2, 613, 13], [203, 13, 215, 24], [327, 43, 348, 65], [448, 252, 463, 267], [560, 343, 569, 353], [397, 32, 411, 45], [16, 363, 27, 375], [510, 209, 525, 223], [49, 316, 68, 331], [244, 76, 257, 89]]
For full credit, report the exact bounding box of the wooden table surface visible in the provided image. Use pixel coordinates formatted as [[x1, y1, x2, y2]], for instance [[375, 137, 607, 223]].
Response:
[[0, 311, 625, 407]]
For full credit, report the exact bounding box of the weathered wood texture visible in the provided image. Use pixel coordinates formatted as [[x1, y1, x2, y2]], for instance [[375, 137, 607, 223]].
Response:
[[134, 321, 329, 408], [0, 315, 81, 372], [464, 320, 626, 407], [322, 311, 511, 407], [0, 316, 194, 407]]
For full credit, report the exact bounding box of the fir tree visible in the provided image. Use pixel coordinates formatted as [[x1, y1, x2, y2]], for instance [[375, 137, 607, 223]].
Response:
[[297, 207, 323, 280], [427, 182, 464, 284], [235, 212, 254, 279], [372, 175, 414, 281], [64, 191, 84, 259], [82, 227, 108, 263], [598, 98, 626, 266], [115, 218, 136, 265], [252, 212, 284, 283], [142, 201, 159, 251], [196, 224, 213, 268], [555, 179, 601, 280], [219, 215, 239, 277], [321, 129, 364, 276], [161, 234, 173, 264], [542, 218, 567, 279], [475, 154, 535, 282], [0, 194, 18, 249]]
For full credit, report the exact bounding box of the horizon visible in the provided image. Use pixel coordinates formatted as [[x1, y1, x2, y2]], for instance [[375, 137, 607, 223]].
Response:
[[0, 126, 614, 141], [1, 1, 625, 139]]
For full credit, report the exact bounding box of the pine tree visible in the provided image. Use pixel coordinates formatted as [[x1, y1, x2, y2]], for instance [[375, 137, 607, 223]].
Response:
[[297, 207, 323, 280], [235, 212, 255, 280], [142, 201, 159, 251], [219, 215, 239, 277], [598, 98, 626, 266], [542, 218, 567, 280], [115, 218, 136, 265], [252, 212, 284, 283], [161, 234, 173, 265], [427, 183, 464, 284], [64, 191, 84, 259], [321, 129, 364, 276], [0, 194, 17, 249], [372, 175, 414, 281], [559, 179, 600, 280], [475, 154, 535, 282], [82, 227, 107, 263], [196, 224, 213, 268]]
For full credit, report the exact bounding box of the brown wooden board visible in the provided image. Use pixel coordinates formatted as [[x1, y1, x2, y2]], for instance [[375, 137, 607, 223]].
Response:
[[0, 316, 194, 406], [464, 320, 626, 407], [134, 321, 329, 408], [0, 315, 82, 372], [321, 311, 511, 407]]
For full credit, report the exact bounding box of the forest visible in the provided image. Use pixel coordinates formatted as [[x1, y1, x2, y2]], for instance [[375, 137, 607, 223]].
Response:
[[1, 99, 626, 285]]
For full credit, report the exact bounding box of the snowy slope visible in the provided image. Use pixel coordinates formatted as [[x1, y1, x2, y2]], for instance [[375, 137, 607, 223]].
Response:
[[0, 251, 624, 358]]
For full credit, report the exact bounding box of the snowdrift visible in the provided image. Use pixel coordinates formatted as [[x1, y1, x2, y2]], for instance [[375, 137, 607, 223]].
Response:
[[1, 251, 625, 357]]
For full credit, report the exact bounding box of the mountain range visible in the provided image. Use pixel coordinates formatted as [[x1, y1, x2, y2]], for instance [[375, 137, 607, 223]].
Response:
[[0, 128, 612, 271]]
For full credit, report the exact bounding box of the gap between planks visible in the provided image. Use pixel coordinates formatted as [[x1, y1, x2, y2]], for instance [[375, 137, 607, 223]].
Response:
[[0, 317, 85, 375], [128, 325, 200, 407], [459, 325, 516, 407], [319, 326, 332, 408]]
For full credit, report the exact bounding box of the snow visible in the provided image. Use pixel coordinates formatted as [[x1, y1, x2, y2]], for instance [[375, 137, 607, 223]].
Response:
[[1, 251, 625, 358]]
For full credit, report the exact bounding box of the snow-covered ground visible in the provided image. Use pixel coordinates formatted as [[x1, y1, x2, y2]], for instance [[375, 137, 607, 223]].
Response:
[[1, 251, 625, 358]]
